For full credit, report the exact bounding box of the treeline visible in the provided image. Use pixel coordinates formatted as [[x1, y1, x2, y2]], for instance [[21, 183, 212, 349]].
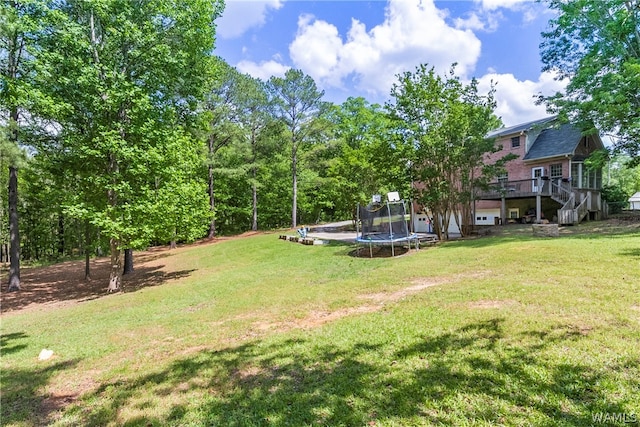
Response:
[[1, 1, 508, 291]]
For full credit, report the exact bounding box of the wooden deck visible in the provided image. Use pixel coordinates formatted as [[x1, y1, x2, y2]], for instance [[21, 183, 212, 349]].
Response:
[[476, 178, 575, 201]]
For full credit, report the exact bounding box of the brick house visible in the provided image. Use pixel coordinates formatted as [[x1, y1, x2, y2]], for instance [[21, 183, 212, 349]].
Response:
[[474, 116, 606, 226]]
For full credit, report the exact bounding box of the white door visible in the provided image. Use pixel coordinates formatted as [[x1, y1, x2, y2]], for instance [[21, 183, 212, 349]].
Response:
[[532, 167, 544, 192]]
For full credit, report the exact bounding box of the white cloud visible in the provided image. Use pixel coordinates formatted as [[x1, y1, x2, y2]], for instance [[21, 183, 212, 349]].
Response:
[[477, 71, 567, 127], [236, 59, 290, 80], [216, 0, 283, 39], [476, 0, 529, 11], [288, 0, 481, 98], [454, 12, 488, 31], [461, 0, 547, 30]]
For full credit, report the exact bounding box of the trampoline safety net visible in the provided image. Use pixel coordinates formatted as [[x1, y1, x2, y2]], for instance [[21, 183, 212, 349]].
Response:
[[356, 200, 418, 257]]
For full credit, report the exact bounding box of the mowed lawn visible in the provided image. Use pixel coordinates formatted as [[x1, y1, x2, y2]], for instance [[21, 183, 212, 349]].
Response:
[[1, 224, 639, 426]]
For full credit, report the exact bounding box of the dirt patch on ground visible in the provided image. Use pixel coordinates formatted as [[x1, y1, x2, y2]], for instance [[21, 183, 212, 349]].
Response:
[[249, 271, 493, 334], [467, 299, 521, 309], [362, 271, 492, 304], [0, 237, 242, 315]]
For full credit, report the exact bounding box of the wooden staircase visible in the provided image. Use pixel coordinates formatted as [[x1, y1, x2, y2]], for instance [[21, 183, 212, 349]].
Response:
[[550, 181, 590, 225]]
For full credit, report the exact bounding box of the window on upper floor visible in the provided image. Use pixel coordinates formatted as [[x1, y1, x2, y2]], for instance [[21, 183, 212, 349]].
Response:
[[550, 163, 562, 178], [511, 136, 520, 148], [497, 172, 508, 183]]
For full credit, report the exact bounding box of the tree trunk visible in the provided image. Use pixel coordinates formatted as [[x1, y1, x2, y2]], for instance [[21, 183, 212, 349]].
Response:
[[291, 145, 297, 229], [57, 214, 65, 256], [170, 227, 177, 249], [84, 220, 91, 281], [252, 161, 258, 231], [251, 128, 258, 232], [107, 145, 121, 291], [123, 248, 133, 274], [252, 181, 258, 232], [85, 251, 91, 281], [208, 137, 216, 238], [7, 166, 20, 292], [6, 2, 21, 291], [108, 238, 122, 292]]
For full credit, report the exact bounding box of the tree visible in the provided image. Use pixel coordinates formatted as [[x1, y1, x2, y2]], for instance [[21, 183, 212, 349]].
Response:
[[203, 60, 253, 238], [268, 69, 327, 228], [325, 97, 403, 220], [589, 151, 640, 212], [540, 0, 640, 163], [234, 74, 272, 231], [0, 0, 51, 291], [39, 0, 222, 291], [389, 64, 503, 239]]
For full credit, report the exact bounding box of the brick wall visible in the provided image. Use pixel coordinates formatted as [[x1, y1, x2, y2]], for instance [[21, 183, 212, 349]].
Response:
[[485, 133, 570, 182]]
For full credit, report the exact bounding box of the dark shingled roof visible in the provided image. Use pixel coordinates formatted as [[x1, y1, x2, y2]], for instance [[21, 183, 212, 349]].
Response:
[[523, 123, 584, 161], [487, 116, 556, 139]]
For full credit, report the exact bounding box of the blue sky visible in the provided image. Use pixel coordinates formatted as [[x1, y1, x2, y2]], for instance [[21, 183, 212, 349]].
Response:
[[214, 0, 566, 127]]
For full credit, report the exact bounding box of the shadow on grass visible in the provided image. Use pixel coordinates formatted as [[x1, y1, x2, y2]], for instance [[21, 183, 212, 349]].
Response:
[[619, 248, 640, 258], [0, 331, 29, 355], [348, 246, 412, 258], [1, 261, 195, 313], [58, 319, 636, 426], [0, 355, 81, 426]]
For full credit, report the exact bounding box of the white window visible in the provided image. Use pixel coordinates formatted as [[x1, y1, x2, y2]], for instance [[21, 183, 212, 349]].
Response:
[[550, 163, 562, 178]]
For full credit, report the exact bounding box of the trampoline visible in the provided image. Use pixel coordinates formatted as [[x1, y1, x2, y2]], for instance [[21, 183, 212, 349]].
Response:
[[356, 199, 419, 257]]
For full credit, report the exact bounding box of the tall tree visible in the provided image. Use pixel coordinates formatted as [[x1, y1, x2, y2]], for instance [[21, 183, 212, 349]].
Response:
[[540, 0, 640, 163], [203, 59, 246, 238], [234, 74, 272, 231], [269, 69, 327, 228], [389, 64, 503, 240], [0, 0, 50, 291], [39, 0, 222, 291]]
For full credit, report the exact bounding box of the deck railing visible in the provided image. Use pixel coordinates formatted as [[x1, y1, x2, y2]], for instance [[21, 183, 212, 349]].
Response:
[[477, 179, 537, 199], [477, 178, 565, 198], [575, 192, 591, 223], [550, 180, 572, 205]]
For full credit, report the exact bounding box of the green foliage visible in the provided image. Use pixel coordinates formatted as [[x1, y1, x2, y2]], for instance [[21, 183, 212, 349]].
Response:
[[324, 97, 407, 220], [605, 154, 640, 196], [2, 226, 640, 425], [269, 69, 329, 228], [541, 0, 640, 163], [32, 1, 223, 284], [601, 183, 630, 214], [389, 64, 503, 238]]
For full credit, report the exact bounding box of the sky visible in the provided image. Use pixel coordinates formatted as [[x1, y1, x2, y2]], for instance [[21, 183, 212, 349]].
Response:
[[214, 0, 566, 128]]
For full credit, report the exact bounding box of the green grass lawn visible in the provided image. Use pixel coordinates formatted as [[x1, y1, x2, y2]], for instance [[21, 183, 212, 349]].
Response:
[[2, 224, 639, 426]]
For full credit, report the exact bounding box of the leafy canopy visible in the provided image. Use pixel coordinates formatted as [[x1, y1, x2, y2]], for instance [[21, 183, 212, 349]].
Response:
[[540, 0, 640, 163]]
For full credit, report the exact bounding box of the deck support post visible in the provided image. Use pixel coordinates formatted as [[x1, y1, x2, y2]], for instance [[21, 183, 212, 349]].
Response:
[[500, 196, 506, 225], [536, 177, 542, 223]]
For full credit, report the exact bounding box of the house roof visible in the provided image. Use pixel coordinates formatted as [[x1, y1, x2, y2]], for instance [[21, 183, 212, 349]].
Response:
[[523, 123, 585, 161], [629, 192, 640, 202], [489, 116, 603, 162], [487, 116, 556, 139]]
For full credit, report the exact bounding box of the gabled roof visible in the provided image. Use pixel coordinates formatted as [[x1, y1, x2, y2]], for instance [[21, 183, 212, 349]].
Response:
[[523, 123, 585, 161], [487, 116, 556, 139], [629, 192, 640, 202]]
